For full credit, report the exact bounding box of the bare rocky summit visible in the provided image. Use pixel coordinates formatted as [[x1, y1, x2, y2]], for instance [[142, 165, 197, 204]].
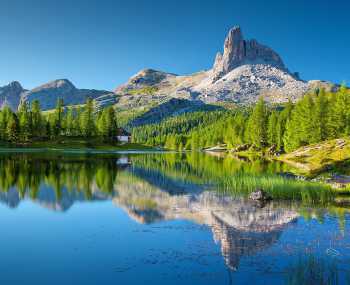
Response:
[[115, 26, 320, 108], [0, 79, 116, 111], [0, 25, 337, 115], [20, 79, 115, 110], [211, 26, 286, 82], [0, 81, 25, 111]]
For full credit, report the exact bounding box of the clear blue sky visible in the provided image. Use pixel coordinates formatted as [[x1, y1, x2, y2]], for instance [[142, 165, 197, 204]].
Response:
[[0, 0, 349, 90]]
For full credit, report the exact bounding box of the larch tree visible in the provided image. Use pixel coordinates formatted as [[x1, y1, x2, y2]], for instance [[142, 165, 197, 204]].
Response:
[[328, 84, 349, 137], [80, 98, 96, 137], [267, 110, 278, 146], [247, 97, 268, 148], [6, 113, 20, 142], [52, 98, 64, 138], [18, 102, 32, 142], [31, 100, 42, 138]]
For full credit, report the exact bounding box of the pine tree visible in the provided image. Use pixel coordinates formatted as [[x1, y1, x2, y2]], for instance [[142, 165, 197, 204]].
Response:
[[300, 95, 317, 144], [247, 97, 267, 148], [45, 120, 51, 139], [283, 117, 300, 152], [0, 107, 12, 141], [65, 108, 75, 136], [97, 109, 108, 139], [191, 132, 199, 150], [18, 102, 32, 142], [52, 99, 64, 138], [31, 100, 42, 138], [224, 113, 246, 147], [0, 111, 4, 141], [283, 94, 321, 151], [178, 141, 184, 151], [6, 113, 19, 142], [164, 135, 177, 150], [106, 107, 117, 138], [267, 110, 278, 146], [74, 107, 82, 136], [328, 84, 349, 137], [314, 88, 329, 141], [276, 101, 293, 151], [80, 98, 96, 137]]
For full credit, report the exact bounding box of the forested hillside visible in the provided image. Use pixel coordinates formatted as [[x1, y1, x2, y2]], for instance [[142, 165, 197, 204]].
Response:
[[0, 98, 118, 143], [132, 110, 228, 147], [132, 85, 350, 153], [1, 83, 348, 154]]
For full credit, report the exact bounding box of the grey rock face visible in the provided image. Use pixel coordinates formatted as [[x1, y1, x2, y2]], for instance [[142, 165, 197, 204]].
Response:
[[193, 64, 308, 104], [115, 68, 177, 93], [21, 79, 115, 110], [114, 25, 310, 112], [212, 26, 286, 82], [0, 81, 25, 111], [0, 25, 333, 115]]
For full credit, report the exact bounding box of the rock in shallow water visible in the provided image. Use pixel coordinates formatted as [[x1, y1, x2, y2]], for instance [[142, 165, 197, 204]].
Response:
[[249, 189, 272, 201]]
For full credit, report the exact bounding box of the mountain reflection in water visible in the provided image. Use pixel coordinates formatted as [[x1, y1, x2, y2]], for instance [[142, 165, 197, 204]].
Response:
[[0, 152, 308, 272]]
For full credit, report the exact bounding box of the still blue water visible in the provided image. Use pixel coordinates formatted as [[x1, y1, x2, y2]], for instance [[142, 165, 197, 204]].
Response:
[[0, 152, 348, 284]]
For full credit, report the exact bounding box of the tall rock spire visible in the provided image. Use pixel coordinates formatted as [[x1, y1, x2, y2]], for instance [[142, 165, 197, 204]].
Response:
[[212, 26, 286, 82]]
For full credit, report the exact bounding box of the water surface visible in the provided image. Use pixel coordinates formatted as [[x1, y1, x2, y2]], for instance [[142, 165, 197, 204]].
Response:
[[0, 152, 349, 284]]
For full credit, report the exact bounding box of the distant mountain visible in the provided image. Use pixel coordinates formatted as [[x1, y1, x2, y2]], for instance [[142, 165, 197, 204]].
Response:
[[0, 81, 25, 111], [114, 26, 335, 109], [0, 79, 117, 111], [0, 25, 337, 122], [20, 79, 116, 110]]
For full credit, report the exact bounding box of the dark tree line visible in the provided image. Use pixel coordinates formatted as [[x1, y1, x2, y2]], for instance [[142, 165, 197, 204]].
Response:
[[132, 85, 350, 152], [132, 110, 226, 147], [0, 154, 120, 197], [0, 98, 118, 143]]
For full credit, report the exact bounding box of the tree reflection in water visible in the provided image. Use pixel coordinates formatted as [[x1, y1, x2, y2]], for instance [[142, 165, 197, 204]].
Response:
[[0, 152, 348, 274]]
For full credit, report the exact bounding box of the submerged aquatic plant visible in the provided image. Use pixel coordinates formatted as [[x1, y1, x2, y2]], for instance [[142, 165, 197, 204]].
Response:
[[285, 254, 339, 285]]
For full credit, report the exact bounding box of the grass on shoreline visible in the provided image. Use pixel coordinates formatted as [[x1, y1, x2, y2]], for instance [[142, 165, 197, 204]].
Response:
[[132, 152, 337, 205], [217, 172, 335, 205], [277, 138, 350, 175], [0, 137, 156, 152]]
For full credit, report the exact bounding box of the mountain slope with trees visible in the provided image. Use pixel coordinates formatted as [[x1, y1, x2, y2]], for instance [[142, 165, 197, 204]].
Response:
[[0, 98, 118, 144], [0, 25, 337, 128], [132, 85, 350, 154]]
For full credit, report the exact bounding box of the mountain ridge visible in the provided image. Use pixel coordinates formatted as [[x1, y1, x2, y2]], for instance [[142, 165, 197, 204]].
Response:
[[0, 25, 337, 116], [113, 26, 336, 110], [0, 81, 26, 111]]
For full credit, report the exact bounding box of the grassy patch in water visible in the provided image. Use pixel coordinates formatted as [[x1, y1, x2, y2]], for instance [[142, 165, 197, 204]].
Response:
[[132, 153, 336, 204], [285, 254, 341, 285], [218, 172, 335, 204]]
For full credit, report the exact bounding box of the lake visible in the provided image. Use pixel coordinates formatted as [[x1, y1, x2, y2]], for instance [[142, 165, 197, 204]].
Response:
[[0, 151, 349, 284]]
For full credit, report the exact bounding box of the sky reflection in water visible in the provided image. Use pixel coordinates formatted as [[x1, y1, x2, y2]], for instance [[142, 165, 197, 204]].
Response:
[[0, 152, 349, 285]]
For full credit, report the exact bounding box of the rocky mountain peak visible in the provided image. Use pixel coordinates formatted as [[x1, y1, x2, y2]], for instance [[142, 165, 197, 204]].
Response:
[[20, 79, 114, 111], [55, 79, 75, 88], [115, 69, 177, 94], [8, 81, 24, 91], [113, 24, 314, 109], [212, 26, 286, 82], [224, 26, 244, 50], [31, 79, 76, 92], [0, 81, 25, 110]]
